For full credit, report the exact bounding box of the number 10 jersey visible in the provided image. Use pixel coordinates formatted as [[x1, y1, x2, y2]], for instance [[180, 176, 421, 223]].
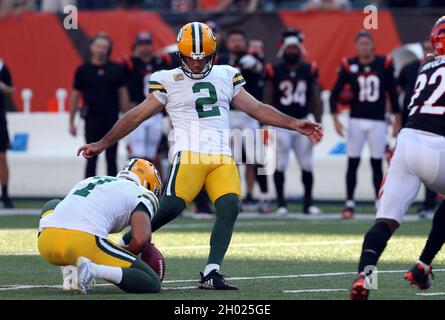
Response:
[[149, 65, 246, 156]]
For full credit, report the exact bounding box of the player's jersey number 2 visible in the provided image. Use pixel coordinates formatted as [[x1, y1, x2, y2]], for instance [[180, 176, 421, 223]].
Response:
[[193, 82, 221, 118]]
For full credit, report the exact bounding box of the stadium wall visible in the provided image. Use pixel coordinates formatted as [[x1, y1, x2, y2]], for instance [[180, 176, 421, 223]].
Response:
[[1, 10, 440, 111]]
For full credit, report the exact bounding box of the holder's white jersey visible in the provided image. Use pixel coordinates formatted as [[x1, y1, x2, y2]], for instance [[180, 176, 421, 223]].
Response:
[[149, 65, 246, 156], [39, 176, 158, 239]]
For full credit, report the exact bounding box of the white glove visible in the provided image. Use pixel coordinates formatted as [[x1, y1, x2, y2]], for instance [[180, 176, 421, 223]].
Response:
[[239, 55, 258, 70]]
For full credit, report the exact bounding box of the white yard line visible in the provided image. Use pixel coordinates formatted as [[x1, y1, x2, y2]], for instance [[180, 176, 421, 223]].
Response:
[[283, 289, 348, 293], [3, 269, 444, 291], [416, 292, 445, 296]]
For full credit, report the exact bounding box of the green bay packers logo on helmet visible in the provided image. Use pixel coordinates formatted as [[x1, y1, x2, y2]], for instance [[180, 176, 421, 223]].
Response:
[[177, 22, 217, 79]]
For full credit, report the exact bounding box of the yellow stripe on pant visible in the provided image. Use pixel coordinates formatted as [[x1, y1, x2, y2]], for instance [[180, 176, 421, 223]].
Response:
[[38, 228, 136, 268], [166, 151, 241, 205]]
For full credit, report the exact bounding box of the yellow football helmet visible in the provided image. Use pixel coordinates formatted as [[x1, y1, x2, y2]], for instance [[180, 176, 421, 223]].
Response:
[[117, 158, 161, 197], [177, 22, 217, 79]]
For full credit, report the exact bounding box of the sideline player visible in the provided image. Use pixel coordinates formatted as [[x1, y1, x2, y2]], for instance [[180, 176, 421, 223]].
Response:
[[350, 17, 445, 300], [330, 31, 401, 219], [38, 159, 162, 295], [77, 22, 323, 290], [268, 34, 322, 215], [123, 31, 166, 172]]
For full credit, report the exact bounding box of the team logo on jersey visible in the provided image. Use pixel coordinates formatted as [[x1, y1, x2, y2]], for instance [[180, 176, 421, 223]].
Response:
[[350, 64, 359, 73], [174, 73, 184, 81]]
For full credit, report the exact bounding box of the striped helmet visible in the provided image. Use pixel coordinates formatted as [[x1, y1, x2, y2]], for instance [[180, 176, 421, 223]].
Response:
[[117, 158, 161, 198], [431, 16, 445, 56], [177, 22, 217, 79]]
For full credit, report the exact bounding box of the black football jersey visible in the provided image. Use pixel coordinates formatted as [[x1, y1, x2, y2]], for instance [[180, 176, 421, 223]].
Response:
[[330, 55, 399, 120], [405, 57, 445, 137], [217, 52, 266, 101], [123, 56, 165, 104], [269, 61, 318, 119]]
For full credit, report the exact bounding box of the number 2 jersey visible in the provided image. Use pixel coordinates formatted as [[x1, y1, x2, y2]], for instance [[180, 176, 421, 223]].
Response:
[[405, 56, 445, 137], [269, 61, 319, 119], [38, 177, 159, 239], [329, 55, 400, 120], [148, 65, 246, 156]]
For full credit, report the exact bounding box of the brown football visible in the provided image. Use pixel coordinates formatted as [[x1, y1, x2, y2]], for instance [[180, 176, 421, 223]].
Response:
[[141, 243, 166, 282]]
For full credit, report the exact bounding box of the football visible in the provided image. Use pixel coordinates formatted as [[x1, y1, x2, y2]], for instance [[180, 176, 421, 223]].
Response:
[[141, 243, 166, 282]]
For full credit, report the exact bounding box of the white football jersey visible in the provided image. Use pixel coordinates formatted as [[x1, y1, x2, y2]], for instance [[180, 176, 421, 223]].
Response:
[[149, 65, 246, 156], [39, 176, 158, 239]]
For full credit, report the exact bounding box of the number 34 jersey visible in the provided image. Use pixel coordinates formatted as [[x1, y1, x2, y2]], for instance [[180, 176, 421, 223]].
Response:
[[149, 65, 246, 156], [269, 61, 319, 119], [406, 57, 445, 137], [39, 177, 159, 239]]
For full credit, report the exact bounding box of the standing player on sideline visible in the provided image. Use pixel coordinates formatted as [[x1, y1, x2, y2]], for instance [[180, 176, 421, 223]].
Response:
[[0, 58, 14, 208], [123, 32, 166, 173], [268, 34, 322, 215], [38, 159, 162, 295], [350, 17, 445, 300], [78, 22, 323, 290], [330, 31, 401, 219]]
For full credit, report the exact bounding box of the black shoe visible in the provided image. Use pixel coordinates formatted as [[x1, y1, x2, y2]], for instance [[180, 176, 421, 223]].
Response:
[[198, 270, 239, 290], [1, 196, 13, 209], [404, 263, 434, 290]]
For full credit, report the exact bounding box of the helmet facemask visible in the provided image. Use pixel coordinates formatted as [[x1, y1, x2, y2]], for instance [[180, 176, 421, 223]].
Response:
[[178, 52, 215, 80]]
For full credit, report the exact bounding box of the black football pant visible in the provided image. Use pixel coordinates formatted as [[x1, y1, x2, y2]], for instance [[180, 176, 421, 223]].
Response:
[[85, 118, 118, 178]]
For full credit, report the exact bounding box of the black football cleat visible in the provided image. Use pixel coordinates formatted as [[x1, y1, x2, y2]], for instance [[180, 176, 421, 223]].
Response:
[[198, 270, 239, 290], [350, 273, 369, 300], [1, 196, 13, 209], [404, 263, 434, 290]]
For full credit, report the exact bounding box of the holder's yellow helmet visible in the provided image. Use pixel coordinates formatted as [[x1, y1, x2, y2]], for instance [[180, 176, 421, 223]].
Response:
[[177, 22, 217, 79], [117, 158, 161, 197]]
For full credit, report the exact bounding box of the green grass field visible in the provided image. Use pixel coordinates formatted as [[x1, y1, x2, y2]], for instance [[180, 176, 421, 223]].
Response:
[[0, 202, 444, 300]]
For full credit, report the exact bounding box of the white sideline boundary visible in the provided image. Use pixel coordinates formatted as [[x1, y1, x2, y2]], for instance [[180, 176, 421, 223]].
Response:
[[0, 209, 428, 222], [1, 269, 445, 292]]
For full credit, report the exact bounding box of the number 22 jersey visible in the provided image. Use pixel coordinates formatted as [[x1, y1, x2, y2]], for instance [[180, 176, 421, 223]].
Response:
[[148, 65, 246, 156], [405, 56, 445, 137]]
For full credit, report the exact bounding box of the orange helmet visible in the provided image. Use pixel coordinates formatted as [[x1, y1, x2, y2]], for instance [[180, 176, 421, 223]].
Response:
[[431, 16, 445, 56], [117, 158, 161, 197], [177, 22, 217, 79]]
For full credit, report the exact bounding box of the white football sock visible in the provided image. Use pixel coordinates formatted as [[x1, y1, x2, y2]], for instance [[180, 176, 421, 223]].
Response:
[[90, 263, 123, 284], [203, 264, 220, 277], [346, 200, 356, 208]]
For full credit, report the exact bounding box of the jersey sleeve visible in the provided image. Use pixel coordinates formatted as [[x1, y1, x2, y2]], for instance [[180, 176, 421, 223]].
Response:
[[230, 68, 246, 98], [0, 63, 12, 86], [384, 55, 400, 113], [148, 71, 168, 105], [131, 188, 159, 220], [73, 65, 84, 91], [329, 59, 349, 114], [310, 61, 319, 80]]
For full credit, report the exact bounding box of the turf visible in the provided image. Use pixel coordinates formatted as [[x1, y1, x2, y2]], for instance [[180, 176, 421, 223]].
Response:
[[0, 208, 444, 300]]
